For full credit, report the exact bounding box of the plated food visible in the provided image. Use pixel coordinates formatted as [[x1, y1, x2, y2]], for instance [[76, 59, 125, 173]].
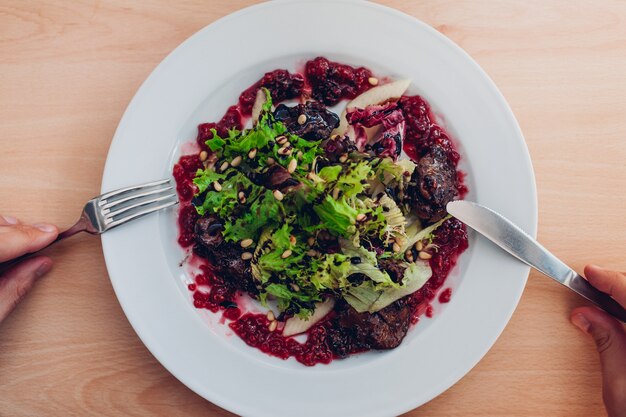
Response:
[[102, 1, 535, 413], [173, 57, 468, 365]]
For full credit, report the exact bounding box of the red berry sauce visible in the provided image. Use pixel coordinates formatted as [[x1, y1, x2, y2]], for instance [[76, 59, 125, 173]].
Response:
[[230, 314, 334, 366], [190, 265, 237, 313], [439, 288, 452, 304], [173, 57, 469, 366], [197, 105, 243, 151], [305, 57, 373, 106]]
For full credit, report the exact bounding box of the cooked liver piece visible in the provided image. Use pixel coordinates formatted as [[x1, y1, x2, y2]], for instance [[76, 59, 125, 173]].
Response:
[[408, 144, 458, 223], [326, 298, 412, 357], [273, 101, 339, 141], [194, 216, 258, 295]]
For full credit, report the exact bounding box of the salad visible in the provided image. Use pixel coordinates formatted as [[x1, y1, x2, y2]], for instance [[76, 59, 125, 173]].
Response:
[[173, 57, 468, 366]]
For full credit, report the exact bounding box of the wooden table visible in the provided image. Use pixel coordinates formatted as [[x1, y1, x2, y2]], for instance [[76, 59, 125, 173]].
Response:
[[1, 1, 625, 415]]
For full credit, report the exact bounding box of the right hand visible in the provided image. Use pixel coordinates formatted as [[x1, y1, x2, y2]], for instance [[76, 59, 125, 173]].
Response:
[[571, 265, 626, 417]]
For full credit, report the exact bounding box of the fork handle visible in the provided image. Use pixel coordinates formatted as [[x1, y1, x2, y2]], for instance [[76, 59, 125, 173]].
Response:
[[0, 218, 88, 274]]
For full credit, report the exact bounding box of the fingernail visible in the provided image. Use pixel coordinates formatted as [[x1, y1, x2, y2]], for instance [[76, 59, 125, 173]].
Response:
[[2, 215, 18, 224], [33, 223, 56, 233], [34, 260, 52, 278], [572, 313, 591, 333]]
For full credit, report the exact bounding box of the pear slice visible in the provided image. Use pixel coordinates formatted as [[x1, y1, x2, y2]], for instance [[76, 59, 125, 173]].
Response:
[[333, 78, 412, 136], [250, 89, 267, 125], [282, 298, 335, 337]]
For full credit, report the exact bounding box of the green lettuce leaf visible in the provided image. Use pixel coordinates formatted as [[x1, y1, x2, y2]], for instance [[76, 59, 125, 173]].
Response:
[[222, 189, 285, 241], [344, 261, 432, 313], [313, 195, 358, 237], [193, 169, 226, 194], [397, 216, 449, 255]]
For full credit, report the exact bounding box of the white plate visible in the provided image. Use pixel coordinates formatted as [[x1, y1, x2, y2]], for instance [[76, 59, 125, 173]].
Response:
[[101, 1, 537, 416]]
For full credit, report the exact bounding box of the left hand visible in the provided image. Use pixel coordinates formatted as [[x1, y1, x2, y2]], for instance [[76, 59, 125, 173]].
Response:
[[0, 215, 58, 323]]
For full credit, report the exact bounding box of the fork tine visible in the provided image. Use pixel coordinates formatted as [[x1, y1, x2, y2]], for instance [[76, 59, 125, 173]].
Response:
[[105, 199, 179, 229], [100, 178, 171, 201], [101, 184, 174, 210], [104, 193, 177, 220]]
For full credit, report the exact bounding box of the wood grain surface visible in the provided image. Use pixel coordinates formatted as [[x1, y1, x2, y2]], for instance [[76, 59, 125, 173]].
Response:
[[1, 1, 625, 416]]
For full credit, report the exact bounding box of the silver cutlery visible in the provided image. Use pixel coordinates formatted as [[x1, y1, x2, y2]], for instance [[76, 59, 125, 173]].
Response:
[[447, 200, 626, 322], [0, 178, 178, 272]]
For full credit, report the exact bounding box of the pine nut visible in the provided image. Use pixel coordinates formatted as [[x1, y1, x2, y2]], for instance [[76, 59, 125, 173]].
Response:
[[368, 77, 379, 86], [418, 251, 432, 260], [392, 243, 401, 253], [267, 157, 275, 165], [241, 252, 253, 260], [307, 237, 315, 246], [248, 148, 257, 159], [415, 241, 424, 251], [291, 283, 300, 292], [268, 320, 277, 332], [339, 154, 348, 163], [356, 213, 366, 222], [287, 158, 297, 173], [297, 150, 303, 159], [332, 188, 340, 200], [405, 250, 414, 262], [240, 238, 253, 248], [297, 114, 307, 125], [281, 249, 292, 259], [273, 189, 284, 201], [219, 161, 229, 172], [213, 181, 222, 191], [266, 310, 275, 321], [231, 155, 242, 167], [199, 151, 208, 161], [289, 235, 296, 245], [306, 249, 318, 257]]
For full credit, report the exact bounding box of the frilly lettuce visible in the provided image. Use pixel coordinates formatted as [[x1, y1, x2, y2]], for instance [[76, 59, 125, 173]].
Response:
[[344, 261, 432, 313]]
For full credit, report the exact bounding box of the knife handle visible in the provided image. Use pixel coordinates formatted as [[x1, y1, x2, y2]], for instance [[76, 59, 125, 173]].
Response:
[[567, 271, 626, 323]]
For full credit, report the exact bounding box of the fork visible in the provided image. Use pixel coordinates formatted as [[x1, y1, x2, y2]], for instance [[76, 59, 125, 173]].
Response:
[[0, 178, 178, 272]]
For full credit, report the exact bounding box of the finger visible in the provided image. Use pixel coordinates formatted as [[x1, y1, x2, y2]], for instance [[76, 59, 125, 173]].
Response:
[[571, 306, 626, 416], [585, 264, 626, 307], [0, 223, 58, 263], [0, 256, 52, 323], [0, 215, 19, 226]]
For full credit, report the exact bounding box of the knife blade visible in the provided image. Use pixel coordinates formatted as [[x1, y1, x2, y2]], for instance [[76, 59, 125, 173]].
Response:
[[446, 200, 626, 323]]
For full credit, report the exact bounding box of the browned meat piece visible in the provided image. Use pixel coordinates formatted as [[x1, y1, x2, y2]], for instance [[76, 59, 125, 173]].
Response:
[[274, 101, 340, 141], [325, 298, 412, 357], [407, 144, 458, 223], [252, 164, 300, 191], [194, 216, 224, 248], [378, 258, 406, 283], [194, 216, 258, 295]]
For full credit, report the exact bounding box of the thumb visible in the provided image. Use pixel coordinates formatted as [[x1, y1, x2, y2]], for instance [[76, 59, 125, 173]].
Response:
[[571, 306, 626, 416]]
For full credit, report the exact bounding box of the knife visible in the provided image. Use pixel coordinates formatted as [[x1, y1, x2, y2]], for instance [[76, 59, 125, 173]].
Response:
[[446, 200, 626, 323]]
